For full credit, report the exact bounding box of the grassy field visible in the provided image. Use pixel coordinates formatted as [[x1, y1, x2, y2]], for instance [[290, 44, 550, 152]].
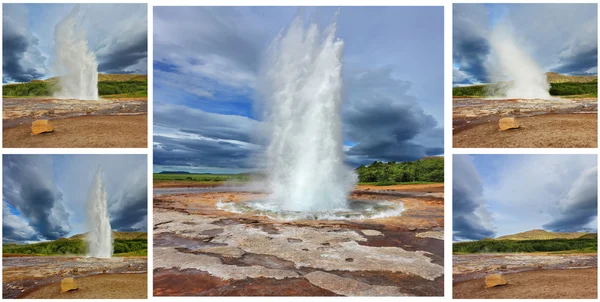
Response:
[[2, 232, 147, 257], [154, 173, 254, 183], [2, 73, 147, 98], [155, 157, 444, 186], [453, 81, 598, 97], [453, 235, 597, 254]]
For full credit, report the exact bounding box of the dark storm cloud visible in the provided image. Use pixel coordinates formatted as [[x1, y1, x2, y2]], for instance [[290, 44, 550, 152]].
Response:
[[2, 4, 46, 82], [342, 68, 443, 165], [154, 105, 260, 170], [2, 155, 70, 242], [453, 155, 496, 241], [109, 185, 147, 232], [543, 167, 597, 232], [553, 47, 598, 75], [97, 30, 147, 74], [154, 136, 256, 170], [452, 4, 490, 84]]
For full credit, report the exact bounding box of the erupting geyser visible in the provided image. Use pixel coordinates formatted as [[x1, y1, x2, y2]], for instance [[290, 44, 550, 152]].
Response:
[[259, 12, 357, 212], [86, 169, 113, 258], [53, 5, 99, 100], [488, 23, 551, 99]]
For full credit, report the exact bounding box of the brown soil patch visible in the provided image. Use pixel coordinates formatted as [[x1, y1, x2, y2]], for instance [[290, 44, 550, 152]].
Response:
[[22, 273, 147, 299], [453, 113, 597, 148], [154, 269, 338, 296], [3, 115, 147, 148], [453, 268, 597, 299]]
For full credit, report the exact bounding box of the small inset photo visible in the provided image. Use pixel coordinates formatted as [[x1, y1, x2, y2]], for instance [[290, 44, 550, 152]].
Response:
[[2, 154, 148, 299], [452, 3, 597, 148], [453, 154, 597, 299], [2, 3, 148, 148]]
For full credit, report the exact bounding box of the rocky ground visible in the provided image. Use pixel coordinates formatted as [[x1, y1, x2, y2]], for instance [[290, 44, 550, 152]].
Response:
[[453, 97, 597, 148], [153, 184, 444, 296], [453, 253, 598, 298], [2, 255, 147, 299], [3, 97, 147, 148]]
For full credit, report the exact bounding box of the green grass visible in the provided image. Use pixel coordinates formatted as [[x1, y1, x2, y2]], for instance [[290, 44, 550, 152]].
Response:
[[453, 81, 598, 97], [3, 80, 147, 98], [155, 157, 444, 185], [153, 173, 253, 182], [453, 237, 597, 254], [3, 238, 147, 257]]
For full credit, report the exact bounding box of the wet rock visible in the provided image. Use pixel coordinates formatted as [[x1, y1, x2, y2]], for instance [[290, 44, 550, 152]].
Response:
[[415, 231, 443, 240], [31, 119, 54, 135], [60, 278, 78, 292], [195, 246, 245, 258], [361, 230, 383, 236], [499, 117, 520, 131], [304, 271, 407, 296], [485, 274, 507, 288]]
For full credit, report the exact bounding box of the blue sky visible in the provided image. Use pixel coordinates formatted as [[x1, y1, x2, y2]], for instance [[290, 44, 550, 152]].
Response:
[[153, 6, 444, 174], [3, 3, 147, 83], [3, 155, 147, 243], [454, 154, 598, 241], [453, 3, 598, 85]]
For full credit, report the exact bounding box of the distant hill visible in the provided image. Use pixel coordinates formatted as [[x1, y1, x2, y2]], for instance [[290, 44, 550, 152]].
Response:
[[3, 231, 147, 256], [546, 72, 597, 84], [67, 231, 147, 241], [495, 229, 589, 241], [158, 171, 191, 174], [44, 73, 147, 83]]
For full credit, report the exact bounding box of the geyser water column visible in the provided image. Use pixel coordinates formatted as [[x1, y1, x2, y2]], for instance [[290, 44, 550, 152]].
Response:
[[53, 5, 99, 100], [86, 169, 113, 258], [260, 12, 357, 212], [488, 23, 551, 99]]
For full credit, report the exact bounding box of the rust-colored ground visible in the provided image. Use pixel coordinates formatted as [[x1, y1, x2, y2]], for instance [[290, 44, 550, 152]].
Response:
[[453, 268, 597, 299], [153, 186, 444, 296], [453, 113, 597, 148], [22, 273, 147, 299], [3, 115, 147, 148], [153, 182, 444, 193]]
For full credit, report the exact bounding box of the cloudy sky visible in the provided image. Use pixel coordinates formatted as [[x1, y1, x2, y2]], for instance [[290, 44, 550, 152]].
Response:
[[3, 155, 147, 243], [2, 3, 147, 83], [453, 154, 598, 242], [453, 3, 598, 85], [154, 7, 444, 174]]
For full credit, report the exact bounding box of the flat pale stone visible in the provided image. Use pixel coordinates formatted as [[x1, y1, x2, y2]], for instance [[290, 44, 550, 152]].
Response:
[[361, 230, 384, 236], [305, 271, 407, 296], [415, 231, 444, 240]]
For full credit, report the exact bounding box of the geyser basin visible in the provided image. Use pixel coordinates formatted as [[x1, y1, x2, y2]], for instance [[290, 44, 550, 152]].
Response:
[[217, 198, 405, 221]]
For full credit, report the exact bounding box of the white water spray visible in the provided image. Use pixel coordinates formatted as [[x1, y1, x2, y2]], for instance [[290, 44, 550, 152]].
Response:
[[259, 12, 357, 212], [53, 5, 99, 100], [488, 23, 551, 99], [86, 169, 113, 258]]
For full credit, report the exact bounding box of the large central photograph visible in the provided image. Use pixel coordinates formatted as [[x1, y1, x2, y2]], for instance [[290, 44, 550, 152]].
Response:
[[152, 6, 444, 296]]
